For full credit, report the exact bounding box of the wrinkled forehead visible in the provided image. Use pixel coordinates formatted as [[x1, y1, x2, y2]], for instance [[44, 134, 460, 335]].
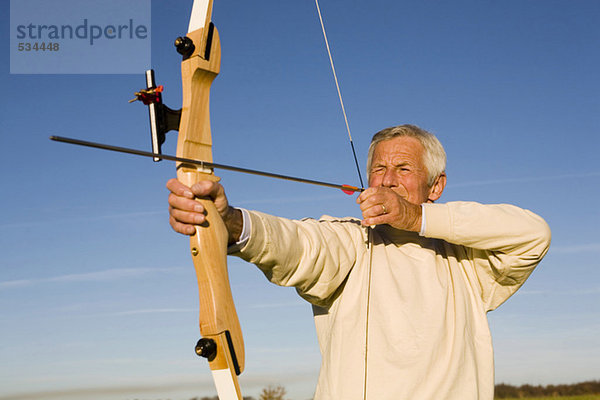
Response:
[[372, 136, 426, 163]]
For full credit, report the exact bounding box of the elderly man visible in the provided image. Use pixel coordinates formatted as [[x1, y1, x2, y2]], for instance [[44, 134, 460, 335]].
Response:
[[167, 125, 551, 400]]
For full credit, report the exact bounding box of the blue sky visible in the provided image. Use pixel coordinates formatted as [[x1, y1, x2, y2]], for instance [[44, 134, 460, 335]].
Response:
[[1, 1, 599, 399]]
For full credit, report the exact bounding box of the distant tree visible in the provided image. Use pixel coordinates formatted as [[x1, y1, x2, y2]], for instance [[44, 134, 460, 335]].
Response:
[[259, 385, 288, 400], [494, 380, 600, 398], [494, 383, 519, 398]]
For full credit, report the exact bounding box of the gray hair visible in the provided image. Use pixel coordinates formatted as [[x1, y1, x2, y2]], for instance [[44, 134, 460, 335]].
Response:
[[366, 125, 446, 186]]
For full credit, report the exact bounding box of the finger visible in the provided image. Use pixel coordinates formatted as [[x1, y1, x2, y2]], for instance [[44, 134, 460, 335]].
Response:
[[358, 192, 388, 214], [361, 213, 393, 227], [357, 186, 395, 206], [380, 203, 388, 215], [169, 205, 206, 225], [169, 215, 197, 236], [190, 180, 221, 199], [360, 203, 387, 219], [356, 187, 379, 204], [166, 178, 194, 199], [207, 180, 226, 202], [168, 192, 206, 214], [191, 180, 231, 217], [392, 185, 409, 200]]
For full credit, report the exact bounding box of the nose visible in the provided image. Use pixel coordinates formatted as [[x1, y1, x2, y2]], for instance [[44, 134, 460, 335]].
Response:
[[381, 168, 397, 188]]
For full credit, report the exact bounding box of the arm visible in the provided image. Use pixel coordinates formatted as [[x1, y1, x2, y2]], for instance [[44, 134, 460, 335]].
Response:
[[167, 178, 365, 306], [232, 210, 366, 306], [422, 201, 551, 310]]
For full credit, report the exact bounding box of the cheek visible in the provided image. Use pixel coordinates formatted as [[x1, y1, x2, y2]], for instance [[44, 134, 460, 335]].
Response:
[[403, 178, 429, 203], [368, 174, 381, 187], [401, 176, 418, 191]]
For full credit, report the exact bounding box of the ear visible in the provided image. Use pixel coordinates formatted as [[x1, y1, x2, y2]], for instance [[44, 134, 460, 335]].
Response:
[[427, 172, 446, 203]]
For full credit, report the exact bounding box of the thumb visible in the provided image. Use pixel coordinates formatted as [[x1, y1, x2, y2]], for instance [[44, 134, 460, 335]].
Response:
[[191, 180, 230, 216]]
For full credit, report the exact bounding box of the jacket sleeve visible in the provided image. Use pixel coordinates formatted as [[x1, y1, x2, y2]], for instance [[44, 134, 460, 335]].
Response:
[[421, 201, 551, 311], [230, 210, 366, 306]]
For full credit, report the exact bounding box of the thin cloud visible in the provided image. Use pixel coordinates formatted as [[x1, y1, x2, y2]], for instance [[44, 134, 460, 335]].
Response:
[[249, 301, 306, 309], [109, 308, 194, 316], [447, 171, 600, 189], [519, 287, 600, 296], [550, 243, 600, 254], [0, 210, 164, 230], [0, 267, 184, 290], [0, 279, 32, 288]]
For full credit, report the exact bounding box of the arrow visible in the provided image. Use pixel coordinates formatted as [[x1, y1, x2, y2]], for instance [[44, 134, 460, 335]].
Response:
[[50, 135, 364, 194]]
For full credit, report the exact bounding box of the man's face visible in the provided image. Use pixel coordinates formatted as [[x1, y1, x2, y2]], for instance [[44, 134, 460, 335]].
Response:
[[368, 136, 442, 204]]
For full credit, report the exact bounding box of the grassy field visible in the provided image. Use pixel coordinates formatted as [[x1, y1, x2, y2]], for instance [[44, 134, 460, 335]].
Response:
[[498, 395, 600, 400]]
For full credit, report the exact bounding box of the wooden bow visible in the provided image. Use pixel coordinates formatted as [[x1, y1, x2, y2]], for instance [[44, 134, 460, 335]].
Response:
[[179, 1, 244, 397], [145, 0, 245, 398]]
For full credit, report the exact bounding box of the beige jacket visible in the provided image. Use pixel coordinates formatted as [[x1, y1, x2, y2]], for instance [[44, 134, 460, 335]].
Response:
[[232, 202, 551, 400]]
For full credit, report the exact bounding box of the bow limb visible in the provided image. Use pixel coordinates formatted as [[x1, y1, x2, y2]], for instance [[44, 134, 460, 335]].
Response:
[[176, 1, 244, 398]]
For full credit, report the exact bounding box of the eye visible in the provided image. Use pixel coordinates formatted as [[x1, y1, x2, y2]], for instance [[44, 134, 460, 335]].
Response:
[[370, 166, 385, 175]]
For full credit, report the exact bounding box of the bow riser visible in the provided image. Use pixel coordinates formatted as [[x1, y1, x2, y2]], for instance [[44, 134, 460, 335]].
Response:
[[177, 27, 221, 166]]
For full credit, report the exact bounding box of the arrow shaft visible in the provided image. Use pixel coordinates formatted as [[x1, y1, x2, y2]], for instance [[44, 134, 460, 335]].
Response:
[[50, 135, 364, 193]]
